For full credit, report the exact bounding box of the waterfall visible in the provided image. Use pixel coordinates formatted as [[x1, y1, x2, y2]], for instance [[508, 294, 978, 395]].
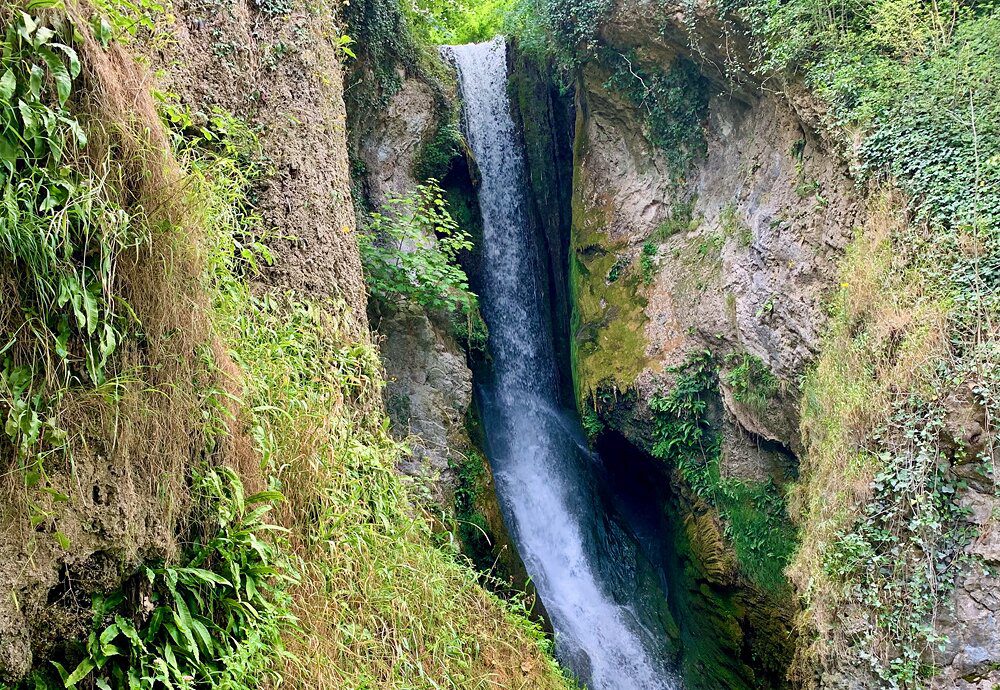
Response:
[[445, 38, 679, 690]]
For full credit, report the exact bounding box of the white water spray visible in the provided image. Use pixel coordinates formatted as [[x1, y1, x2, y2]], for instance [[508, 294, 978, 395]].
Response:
[[444, 38, 679, 690]]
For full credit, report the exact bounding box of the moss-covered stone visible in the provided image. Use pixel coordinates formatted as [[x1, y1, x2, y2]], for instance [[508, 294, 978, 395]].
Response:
[[569, 104, 650, 402]]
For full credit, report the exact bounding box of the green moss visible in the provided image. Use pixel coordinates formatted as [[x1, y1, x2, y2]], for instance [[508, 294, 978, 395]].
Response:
[[569, 117, 650, 402], [570, 220, 650, 401], [654, 197, 699, 241], [664, 501, 764, 690], [719, 203, 752, 247]]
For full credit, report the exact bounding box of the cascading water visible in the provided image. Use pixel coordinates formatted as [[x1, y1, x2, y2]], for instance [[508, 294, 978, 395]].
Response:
[[445, 38, 680, 690]]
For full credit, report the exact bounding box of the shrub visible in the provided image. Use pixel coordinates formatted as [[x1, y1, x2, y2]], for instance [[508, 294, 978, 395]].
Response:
[[358, 180, 479, 314]]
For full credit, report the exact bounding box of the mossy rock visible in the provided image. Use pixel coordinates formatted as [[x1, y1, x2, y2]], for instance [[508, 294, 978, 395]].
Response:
[[569, 124, 649, 401]]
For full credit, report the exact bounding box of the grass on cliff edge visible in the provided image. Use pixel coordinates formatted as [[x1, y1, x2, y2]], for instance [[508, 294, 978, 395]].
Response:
[[169, 50, 573, 690], [0, 1, 572, 686]]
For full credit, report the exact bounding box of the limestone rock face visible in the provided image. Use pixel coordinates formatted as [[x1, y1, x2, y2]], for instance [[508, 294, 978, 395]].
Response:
[[569, 2, 999, 686], [354, 74, 475, 511], [378, 303, 473, 507], [359, 76, 438, 205], [572, 35, 857, 461]]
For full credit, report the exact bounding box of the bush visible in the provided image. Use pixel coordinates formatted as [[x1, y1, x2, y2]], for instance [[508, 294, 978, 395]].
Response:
[[359, 181, 478, 314]]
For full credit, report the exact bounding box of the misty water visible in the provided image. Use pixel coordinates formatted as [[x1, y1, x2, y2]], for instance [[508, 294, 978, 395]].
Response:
[[444, 38, 680, 690]]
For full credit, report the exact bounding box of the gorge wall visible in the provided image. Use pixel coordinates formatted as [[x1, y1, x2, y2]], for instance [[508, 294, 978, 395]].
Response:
[[549, 0, 999, 688]]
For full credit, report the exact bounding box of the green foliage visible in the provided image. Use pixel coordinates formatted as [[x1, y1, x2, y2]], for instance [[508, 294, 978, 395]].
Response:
[[640, 241, 657, 285], [649, 352, 796, 592], [0, 360, 68, 484], [1, 10, 142, 386], [253, 0, 293, 18], [414, 119, 464, 182], [21, 469, 297, 690], [177, 94, 571, 689], [452, 446, 491, 562], [359, 180, 478, 314], [719, 203, 752, 247], [405, 0, 514, 45], [606, 254, 628, 283], [820, 399, 974, 686], [733, 0, 1000, 233], [449, 302, 490, 353], [89, 0, 165, 43], [721, 0, 999, 679], [343, 0, 422, 118], [580, 407, 604, 441], [602, 52, 710, 174], [723, 352, 778, 414], [654, 197, 698, 241], [507, 0, 612, 70]]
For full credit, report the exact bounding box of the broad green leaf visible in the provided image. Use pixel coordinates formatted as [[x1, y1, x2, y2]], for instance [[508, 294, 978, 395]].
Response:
[[172, 591, 199, 660], [99, 623, 119, 646], [246, 489, 285, 504], [175, 567, 230, 587], [17, 13, 37, 43], [0, 70, 15, 102], [189, 617, 213, 655], [82, 288, 98, 335], [28, 65, 43, 100], [52, 43, 81, 79], [38, 46, 72, 107], [53, 531, 70, 550], [64, 657, 95, 686], [33, 26, 55, 47]]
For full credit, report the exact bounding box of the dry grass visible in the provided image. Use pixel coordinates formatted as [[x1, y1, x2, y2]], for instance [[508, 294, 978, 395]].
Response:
[[787, 188, 952, 682]]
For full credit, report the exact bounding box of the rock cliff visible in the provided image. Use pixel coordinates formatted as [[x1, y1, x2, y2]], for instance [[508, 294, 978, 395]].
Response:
[[556, 0, 998, 687]]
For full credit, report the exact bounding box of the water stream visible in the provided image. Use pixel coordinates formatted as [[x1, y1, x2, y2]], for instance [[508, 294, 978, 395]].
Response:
[[444, 38, 680, 690]]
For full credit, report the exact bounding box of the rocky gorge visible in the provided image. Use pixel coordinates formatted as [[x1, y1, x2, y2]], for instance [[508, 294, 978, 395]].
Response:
[[0, 0, 996, 687]]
